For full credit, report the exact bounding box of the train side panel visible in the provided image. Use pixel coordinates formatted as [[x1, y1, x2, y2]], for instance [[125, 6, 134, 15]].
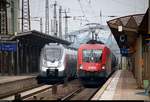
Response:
[[64, 49, 77, 80]]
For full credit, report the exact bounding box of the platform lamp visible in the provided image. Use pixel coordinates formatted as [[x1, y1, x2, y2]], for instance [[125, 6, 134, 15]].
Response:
[[118, 25, 123, 70], [118, 26, 123, 32]]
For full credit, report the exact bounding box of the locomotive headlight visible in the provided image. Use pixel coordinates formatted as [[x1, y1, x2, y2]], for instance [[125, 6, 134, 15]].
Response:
[[80, 65, 83, 69], [102, 65, 105, 70], [41, 66, 48, 72]]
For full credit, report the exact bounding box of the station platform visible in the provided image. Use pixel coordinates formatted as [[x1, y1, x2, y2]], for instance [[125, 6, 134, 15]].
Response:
[[0, 74, 38, 98], [92, 69, 150, 100], [0, 74, 37, 84]]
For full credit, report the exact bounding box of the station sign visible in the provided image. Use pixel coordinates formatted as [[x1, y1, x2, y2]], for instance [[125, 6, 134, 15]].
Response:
[[145, 38, 150, 48], [119, 35, 127, 43], [0, 43, 17, 52], [146, 41, 150, 48], [120, 48, 128, 56]]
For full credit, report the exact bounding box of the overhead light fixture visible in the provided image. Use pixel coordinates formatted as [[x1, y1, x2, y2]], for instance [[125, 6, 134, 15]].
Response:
[[118, 26, 122, 32]]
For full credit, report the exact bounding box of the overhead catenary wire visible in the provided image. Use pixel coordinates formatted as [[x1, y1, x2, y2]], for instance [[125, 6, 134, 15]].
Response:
[[77, 0, 89, 23], [86, 0, 96, 16]]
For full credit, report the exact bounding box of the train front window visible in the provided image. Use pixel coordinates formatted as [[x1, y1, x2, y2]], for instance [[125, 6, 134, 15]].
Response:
[[44, 48, 62, 61], [83, 49, 102, 63]]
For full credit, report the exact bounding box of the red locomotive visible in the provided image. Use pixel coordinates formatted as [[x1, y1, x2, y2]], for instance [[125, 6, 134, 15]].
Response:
[[77, 42, 117, 86]]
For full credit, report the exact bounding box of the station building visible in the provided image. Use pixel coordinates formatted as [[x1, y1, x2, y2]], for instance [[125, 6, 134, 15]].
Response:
[[107, 8, 150, 88]]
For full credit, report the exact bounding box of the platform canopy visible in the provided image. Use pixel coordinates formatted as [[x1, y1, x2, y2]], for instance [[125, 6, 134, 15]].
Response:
[[139, 8, 149, 35], [107, 8, 149, 56], [10, 30, 71, 46]]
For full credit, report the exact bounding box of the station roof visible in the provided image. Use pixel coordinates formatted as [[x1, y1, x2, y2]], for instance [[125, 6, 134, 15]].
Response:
[[107, 14, 144, 48], [139, 8, 149, 35], [0, 34, 13, 40], [10, 30, 71, 46], [107, 8, 149, 55]]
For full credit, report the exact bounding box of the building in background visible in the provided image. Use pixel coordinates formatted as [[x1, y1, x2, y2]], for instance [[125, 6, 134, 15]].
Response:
[[0, 0, 20, 76], [0, 0, 20, 35], [7, 0, 20, 34]]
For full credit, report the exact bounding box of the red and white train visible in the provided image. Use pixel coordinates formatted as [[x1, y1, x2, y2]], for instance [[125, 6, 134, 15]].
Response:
[[77, 42, 117, 85]]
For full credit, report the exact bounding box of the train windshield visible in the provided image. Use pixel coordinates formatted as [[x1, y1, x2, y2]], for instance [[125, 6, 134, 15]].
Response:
[[44, 48, 62, 61], [83, 49, 102, 63]]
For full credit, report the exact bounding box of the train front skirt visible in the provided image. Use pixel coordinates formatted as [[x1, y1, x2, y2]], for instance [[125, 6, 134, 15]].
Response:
[[78, 70, 107, 86], [36, 69, 65, 84]]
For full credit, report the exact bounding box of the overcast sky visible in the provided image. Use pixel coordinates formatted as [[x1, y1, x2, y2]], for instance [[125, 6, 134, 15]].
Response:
[[28, 0, 148, 59], [30, 0, 148, 33]]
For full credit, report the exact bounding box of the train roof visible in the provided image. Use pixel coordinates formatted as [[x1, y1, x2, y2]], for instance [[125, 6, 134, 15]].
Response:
[[44, 43, 77, 50], [79, 43, 106, 50], [86, 40, 104, 44]]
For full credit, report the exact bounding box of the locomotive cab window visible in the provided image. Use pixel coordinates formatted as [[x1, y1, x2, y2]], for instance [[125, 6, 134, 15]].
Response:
[[83, 49, 102, 63]]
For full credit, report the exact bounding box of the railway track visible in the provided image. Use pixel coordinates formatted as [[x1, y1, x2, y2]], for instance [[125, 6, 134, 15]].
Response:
[[1, 79, 81, 100], [61, 87, 99, 100], [1, 84, 53, 100], [0, 76, 38, 99], [25, 80, 100, 100], [1, 79, 102, 100], [25, 79, 82, 100], [60, 87, 84, 100]]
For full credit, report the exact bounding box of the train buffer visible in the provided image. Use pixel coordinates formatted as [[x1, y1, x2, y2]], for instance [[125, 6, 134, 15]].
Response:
[[91, 69, 150, 100]]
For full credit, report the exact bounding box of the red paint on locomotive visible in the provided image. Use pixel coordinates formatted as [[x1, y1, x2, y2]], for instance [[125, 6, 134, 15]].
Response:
[[77, 44, 113, 80]]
